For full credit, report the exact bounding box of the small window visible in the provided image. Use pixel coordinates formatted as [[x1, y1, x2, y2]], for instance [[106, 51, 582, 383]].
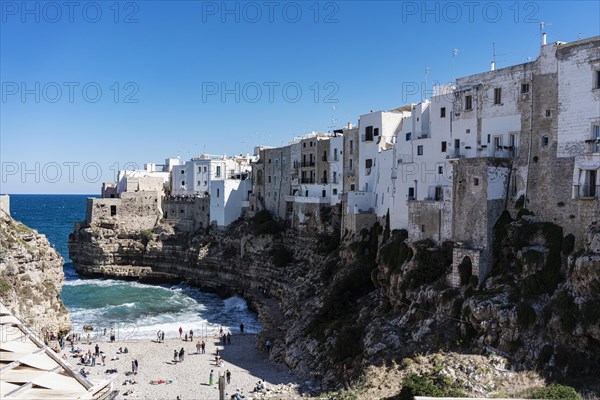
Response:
[[406, 132, 412, 141], [438, 166, 443, 174], [595, 70, 600, 89], [268, 159, 271, 164], [333, 188, 338, 195], [198, 167, 201, 173], [268, 176, 271, 183], [474, 178, 479, 186], [197, 181, 201, 186], [466, 129, 470, 133], [440, 107, 446, 118], [542, 136, 549, 146], [465, 95, 472, 110], [365, 126, 374, 141], [303, 142, 306, 148], [593, 125, 600, 140], [487, 134, 491, 143], [365, 159, 373, 168], [181, 180, 185, 186], [350, 184, 355, 191], [305, 190, 309, 197], [204, 166, 207, 172], [408, 187, 415, 199], [374, 127, 380, 136], [417, 145, 424, 156], [349, 140, 354, 154], [545, 109, 552, 117], [181, 170, 185, 174], [494, 88, 502, 105], [349, 159, 353, 168], [110, 205, 117, 216], [521, 83, 530, 93], [216, 189, 220, 197], [216, 166, 221, 177], [441, 141, 447, 152], [322, 190, 326, 198]]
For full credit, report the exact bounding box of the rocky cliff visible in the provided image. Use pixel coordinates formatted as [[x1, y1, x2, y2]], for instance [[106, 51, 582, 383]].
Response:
[[0, 210, 71, 333], [69, 209, 600, 396]]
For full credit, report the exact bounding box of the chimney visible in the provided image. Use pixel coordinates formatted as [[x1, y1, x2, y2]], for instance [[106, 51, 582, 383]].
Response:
[[347, 122, 353, 129], [490, 61, 495, 71], [542, 32, 547, 45]]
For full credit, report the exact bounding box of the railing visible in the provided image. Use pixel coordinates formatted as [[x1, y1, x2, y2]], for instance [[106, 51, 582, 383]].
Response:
[[321, 178, 328, 184], [587, 141, 600, 153], [301, 178, 315, 184], [331, 177, 338, 184], [301, 161, 315, 167], [575, 184, 599, 198]]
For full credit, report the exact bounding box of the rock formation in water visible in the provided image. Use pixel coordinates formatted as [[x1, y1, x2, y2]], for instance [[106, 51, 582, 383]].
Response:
[[69, 208, 600, 396], [0, 210, 71, 332]]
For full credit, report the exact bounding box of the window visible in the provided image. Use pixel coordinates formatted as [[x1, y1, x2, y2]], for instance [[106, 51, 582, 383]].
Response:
[[487, 134, 490, 143], [594, 125, 600, 140], [406, 132, 412, 141], [438, 166, 443, 174], [198, 167, 201, 173], [322, 190, 326, 198], [374, 127, 379, 136], [494, 136, 502, 150], [303, 142, 306, 148], [181, 170, 185, 174], [268, 176, 271, 183], [110, 205, 117, 216], [181, 180, 185, 186], [216, 166, 221, 177], [474, 178, 479, 186], [595, 70, 600, 89], [268, 159, 271, 164], [545, 109, 552, 117], [349, 140, 353, 154], [365, 126, 374, 141], [365, 159, 373, 168], [465, 95, 472, 110], [466, 129, 471, 133], [305, 190, 309, 197], [216, 188, 220, 197], [542, 136, 549, 146], [441, 141, 447, 152], [204, 166, 207, 172], [440, 107, 446, 118], [521, 83, 530, 93], [350, 184, 355, 191], [417, 145, 424, 155], [494, 88, 502, 105], [408, 187, 415, 200], [310, 141, 313, 147], [349, 158, 353, 168], [197, 181, 201, 186]]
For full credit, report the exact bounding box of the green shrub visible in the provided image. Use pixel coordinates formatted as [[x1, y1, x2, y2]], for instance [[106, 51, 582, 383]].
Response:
[[251, 211, 284, 235], [270, 245, 293, 268], [397, 374, 467, 400], [561, 234, 575, 254], [527, 384, 581, 399], [0, 278, 11, 295], [140, 229, 153, 245], [516, 303, 537, 327]]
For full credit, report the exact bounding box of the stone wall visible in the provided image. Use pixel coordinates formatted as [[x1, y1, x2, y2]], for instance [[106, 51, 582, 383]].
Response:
[[162, 197, 210, 232], [408, 197, 453, 244], [86, 191, 162, 231]]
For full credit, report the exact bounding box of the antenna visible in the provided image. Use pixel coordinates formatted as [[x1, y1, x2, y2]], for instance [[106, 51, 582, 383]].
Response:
[[540, 21, 552, 45], [424, 67, 430, 101], [328, 105, 337, 131], [451, 48, 459, 82], [491, 42, 506, 70]]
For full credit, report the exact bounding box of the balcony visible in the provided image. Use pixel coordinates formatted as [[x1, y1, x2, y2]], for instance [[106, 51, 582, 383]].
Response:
[[321, 177, 328, 184], [301, 178, 315, 184], [301, 161, 315, 168], [586, 140, 600, 153], [575, 184, 599, 198]]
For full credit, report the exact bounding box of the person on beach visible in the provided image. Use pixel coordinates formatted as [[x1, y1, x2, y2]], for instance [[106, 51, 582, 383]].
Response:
[[87, 333, 91, 345], [161, 331, 165, 342], [157, 330, 161, 342], [185, 333, 188, 341], [110, 329, 115, 342], [95, 344, 99, 357], [226, 369, 231, 384], [209, 369, 214, 385], [239, 323, 244, 334], [103, 328, 107, 336], [91, 355, 96, 367], [173, 350, 178, 363], [219, 327, 224, 336], [189, 329, 193, 341], [179, 348, 185, 362], [196, 340, 201, 354], [179, 326, 183, 338], [227, 332, 231, 345], [201, 340, 205, 354], [131, 360, 135, 374], [134, 359, 138, 374]]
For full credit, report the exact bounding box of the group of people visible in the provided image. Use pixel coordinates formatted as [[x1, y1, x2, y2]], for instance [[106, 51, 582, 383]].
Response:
[[173, 348, 185, 363], [178, 327, 194, 341], [156, 330, 165, 342]]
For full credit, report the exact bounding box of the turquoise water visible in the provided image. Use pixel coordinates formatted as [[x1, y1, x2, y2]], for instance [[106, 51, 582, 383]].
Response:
[[9, 194, 260, 339]]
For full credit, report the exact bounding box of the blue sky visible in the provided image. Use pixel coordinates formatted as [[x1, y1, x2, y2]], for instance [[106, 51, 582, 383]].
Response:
[[1, 0, 599, 194]]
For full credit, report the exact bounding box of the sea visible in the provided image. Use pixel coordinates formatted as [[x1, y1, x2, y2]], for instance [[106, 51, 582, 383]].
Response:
[[9, 194, 261, 340]]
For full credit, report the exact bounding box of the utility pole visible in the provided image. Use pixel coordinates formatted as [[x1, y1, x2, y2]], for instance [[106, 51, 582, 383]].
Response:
[[451, 48, 459, 82], [424, 67, 430, 102]]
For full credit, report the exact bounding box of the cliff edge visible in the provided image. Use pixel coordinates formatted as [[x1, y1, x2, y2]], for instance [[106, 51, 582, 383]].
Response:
[[0, 210, 71, 333]]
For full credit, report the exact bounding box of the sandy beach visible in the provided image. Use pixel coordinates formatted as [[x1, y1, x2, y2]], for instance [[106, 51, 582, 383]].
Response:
[[58, 333, 304, 400]]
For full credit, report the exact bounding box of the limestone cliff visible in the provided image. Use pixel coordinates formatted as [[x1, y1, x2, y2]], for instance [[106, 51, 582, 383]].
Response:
[[0, 210, 71, 332], [69, 209, 600, 396]]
